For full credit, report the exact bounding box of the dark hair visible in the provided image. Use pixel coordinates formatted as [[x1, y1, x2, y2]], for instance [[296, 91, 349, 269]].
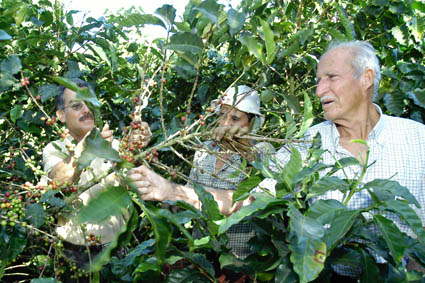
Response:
[[246, 113, 255, 122], [55, 78, 89, 110]]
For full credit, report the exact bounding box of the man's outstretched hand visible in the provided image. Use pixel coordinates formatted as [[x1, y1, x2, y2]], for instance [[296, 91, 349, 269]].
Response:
[[128, 165, 173, 202]]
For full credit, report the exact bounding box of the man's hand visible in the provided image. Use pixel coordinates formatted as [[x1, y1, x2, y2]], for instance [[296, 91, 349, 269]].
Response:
[[212, 125, 250, 142], [128, 165, 172, 201], [101, 123, 113, 143], [212, 125, 253, 161], [130, 122, 152, 148]]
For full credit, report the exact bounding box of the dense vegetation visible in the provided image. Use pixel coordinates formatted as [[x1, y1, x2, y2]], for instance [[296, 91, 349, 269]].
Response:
[[0, 0, 424, 282]]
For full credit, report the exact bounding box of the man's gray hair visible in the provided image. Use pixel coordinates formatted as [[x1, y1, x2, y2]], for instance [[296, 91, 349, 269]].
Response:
[[323, 40, 381, 100], [55, 78, 89, 110]]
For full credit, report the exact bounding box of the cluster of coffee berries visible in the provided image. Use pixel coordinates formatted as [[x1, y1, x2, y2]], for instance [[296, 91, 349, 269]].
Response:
[[145, 148, 159, 163], [20, 77, 29, 87], [57, 128, 69, 139], [86, 233, 101, 245], [41, 116, 57, 126], [1, 188, 27, 228], [199, 114, 205, 126], [119, 120, 146, 163]]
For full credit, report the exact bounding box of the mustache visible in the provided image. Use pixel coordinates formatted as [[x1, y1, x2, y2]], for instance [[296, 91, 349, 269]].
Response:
[[80, 113, 94, 121]]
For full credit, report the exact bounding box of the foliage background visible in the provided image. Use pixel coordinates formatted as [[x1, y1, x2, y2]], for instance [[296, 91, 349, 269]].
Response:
[[0, 0, 424, 282]]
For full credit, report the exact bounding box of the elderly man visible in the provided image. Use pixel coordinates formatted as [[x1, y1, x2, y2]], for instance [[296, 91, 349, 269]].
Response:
[[267, 40, 425, 278], [129, 85, 274, 259], [42, 78, 151, 267]]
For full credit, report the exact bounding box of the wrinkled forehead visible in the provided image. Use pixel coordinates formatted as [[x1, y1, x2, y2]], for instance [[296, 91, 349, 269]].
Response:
[[317, 48, 354, 74]]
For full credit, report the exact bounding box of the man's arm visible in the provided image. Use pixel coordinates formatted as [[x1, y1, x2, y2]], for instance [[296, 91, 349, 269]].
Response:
[[47, 124, 114, 185], [128, 165, 246, 216]]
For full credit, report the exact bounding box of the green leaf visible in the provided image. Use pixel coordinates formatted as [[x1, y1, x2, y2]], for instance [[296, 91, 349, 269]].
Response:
[[239, 32, 264, 63], [89, 206, 138, 272], [25, 203, 45, 228], [296, 92, 314, 138], [411, 16, 424, 42], [78, 128, 121, 171], [335, 2, 355, 40], [373, 215, 406, 264], [407, 89, 425, 109], [165, 267, 207, 282], [259, 18, 276, 64], [193, 0, 220, 27], [391, 26, 408, 45], [282, 92, 301, 113], [0, 226, 27, 261], [15, 3, 28, 26], [217, 195, 286, 234], [165, 32, 204, 55], [279, 40, 300, 58], [0, 29, 11, 40], [364, 179, 420, 207], [193, 183, 223, 234], [280, 146, 302, 193], [1, 55, 22, 75], [181, 252, 215, 277], [227, 9, 245, 37], [155, 4, 176, 29], [77, 185, 132, 224], [308, 200, 359, 251], [288, 206, 326, 282], [40, 189, 65, 208], [383, 200, 425, 244], [383, 92, 404, 116], [30, 278, 60, 283], [274, 257, 298, 283], [118, 13, 165, 29], [233, 174, 263, 202], [328, 157, 360, 175], [10, 105, 24, 123], [38, 84, 59, 103], [89, 44, 111, 67], [138, 204, 172, 264], [360, 249, 382, 283], [288, 205, 325, 241], [413, 1, 425, 12], [307, 176, 350, 199]]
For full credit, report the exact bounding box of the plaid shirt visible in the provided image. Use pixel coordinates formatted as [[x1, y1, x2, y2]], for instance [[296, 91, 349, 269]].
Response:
[[189, 140, 274, 259], [263, 105, 425, 276]]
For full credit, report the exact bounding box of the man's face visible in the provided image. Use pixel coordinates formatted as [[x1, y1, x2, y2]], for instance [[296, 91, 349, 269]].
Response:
[[57, 88, 94, 141], [219, 104, 251, 129], [315, 47, 364, 122]]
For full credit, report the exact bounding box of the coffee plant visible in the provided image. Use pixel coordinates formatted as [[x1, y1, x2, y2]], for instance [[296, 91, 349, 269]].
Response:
[[0, 0, 424, 282]]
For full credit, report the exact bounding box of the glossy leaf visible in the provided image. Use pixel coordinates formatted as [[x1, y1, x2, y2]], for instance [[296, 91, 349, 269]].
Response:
[[233, 174, 263, 202], [360, 249, 382, 283], [335, 2, 355, 40], [165, 267, 207, 282], [227, 9, 245, 37], [407, 89, 425, 109], [165, 32, 203, 55], [30, 279, 59, 283], [373, 214, 406, 264], [89, 207, 138, 272], [77, 185, 132, 224], [239, 32, 264, 63], [181, 251, 215, 277], [382, 200, 425, 244], [10, 105, 24, 123], [1, 55, 22, 75], [0, 29, 11, 40], [383, 92, 405, 116], [364, 179, 420, 207], [281, 146, 302, 192], [296, 92, 314, 138], [0, 226, 27, 262], [38, 84, 59, 103], [259, 18, 276, 64], [217, 195, 286, 234], [155, 4, 176, 29], [193, 183, 223, 233], [193, 0, 220, 27], [118, 13, 165, 29], [25, 203, 45, 228], [78, 128, 121, 171]]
